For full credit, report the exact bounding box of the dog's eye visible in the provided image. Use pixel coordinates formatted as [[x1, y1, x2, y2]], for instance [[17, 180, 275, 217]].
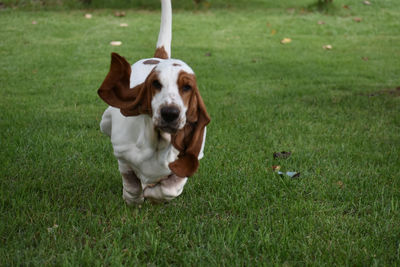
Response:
[[182, 85, 192, 92], [152, 80, 162, 89]]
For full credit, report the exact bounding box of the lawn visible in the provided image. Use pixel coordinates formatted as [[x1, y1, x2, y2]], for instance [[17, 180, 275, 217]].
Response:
[[1, 0, 400, 265]]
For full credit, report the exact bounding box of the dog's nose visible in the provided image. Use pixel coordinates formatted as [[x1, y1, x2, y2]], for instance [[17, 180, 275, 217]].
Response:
[[161, 106, 180, 123]]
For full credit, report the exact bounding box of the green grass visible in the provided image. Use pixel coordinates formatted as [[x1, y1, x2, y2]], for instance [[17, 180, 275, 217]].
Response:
[[1, 0, 400, 265]]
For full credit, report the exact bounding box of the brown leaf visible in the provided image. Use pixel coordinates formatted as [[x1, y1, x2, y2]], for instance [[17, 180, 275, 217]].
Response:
[[362, 57, 369, 61], [353, 17, 362, 22], [114, 11, 126, 17], [272, 165, 281, 171], [318, 20, 325, 25]]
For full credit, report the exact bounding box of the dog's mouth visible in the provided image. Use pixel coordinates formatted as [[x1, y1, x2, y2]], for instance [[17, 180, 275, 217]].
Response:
[[156, 124, 179, 134]]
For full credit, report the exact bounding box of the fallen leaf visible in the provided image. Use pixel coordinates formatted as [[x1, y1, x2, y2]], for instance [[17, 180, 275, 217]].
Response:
[[337, 181, 344, 188], [120, 23, 128, 27], [85, 13, 92, 19], [343, 5, 350, 9], [273, 151, 292, 159], [32, 20, 37, 25], [205, 52, 212, 57], [317, 20, 325, 25], [114, 11, 126, 17], [110, 41, 122, 46], [280, 38, 292, 44], [323, 44, 332, 50], [272, 165, 281, 171], [353, 17, 362, 22], [363, 0, 371, 5], [271, 29, 276, 35], [362, 57, 369, 61]]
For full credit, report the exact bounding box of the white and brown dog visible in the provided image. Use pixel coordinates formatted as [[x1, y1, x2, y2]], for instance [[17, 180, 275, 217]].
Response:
[[98, 0, 210, 204]]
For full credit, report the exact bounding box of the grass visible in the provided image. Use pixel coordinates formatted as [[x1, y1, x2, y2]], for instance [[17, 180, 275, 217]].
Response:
[[1, 0, 400, 265]]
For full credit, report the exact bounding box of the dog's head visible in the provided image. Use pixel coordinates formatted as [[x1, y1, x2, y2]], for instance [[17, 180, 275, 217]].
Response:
[[98, 53, 210, 177]]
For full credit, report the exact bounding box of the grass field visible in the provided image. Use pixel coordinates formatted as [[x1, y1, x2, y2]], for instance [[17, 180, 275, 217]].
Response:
[[1, 0, 400, 265]]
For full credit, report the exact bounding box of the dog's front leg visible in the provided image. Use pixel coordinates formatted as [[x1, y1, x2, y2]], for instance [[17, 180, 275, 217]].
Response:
[[121, 170, 144, 205], [143, 174, 187, 203]]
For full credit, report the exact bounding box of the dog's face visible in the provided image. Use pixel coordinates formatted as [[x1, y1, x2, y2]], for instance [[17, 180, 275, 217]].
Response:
[[98, 53, 210, 177], [150, 60, 196, 134]]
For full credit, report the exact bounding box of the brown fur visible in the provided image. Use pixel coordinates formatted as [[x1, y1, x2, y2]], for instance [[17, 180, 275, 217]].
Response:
[[143, 59, 160, 65], [154, 46, 169, 59]]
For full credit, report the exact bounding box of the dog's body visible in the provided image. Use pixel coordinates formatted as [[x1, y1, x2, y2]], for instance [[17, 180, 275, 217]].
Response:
[[98, 0, 210, 204]]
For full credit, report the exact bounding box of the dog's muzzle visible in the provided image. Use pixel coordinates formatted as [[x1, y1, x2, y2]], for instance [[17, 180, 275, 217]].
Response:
[[157, 105, 181, 133]]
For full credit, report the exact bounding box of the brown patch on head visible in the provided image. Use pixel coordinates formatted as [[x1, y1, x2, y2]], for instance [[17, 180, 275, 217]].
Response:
[[177, 71, 197, 113], [98, 53, 162, 117], [143, 59, 160, 65], [169, 71, 211, 177], [173, 63, 182, 67], [154, 46, 169, 59]]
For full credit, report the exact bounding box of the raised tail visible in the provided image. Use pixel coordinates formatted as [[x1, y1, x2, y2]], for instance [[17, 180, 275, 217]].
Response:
[[154, 0, 172, 59]]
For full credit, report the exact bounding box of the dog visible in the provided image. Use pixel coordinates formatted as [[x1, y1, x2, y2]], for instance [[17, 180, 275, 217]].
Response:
[[97, 0, 210, 204]]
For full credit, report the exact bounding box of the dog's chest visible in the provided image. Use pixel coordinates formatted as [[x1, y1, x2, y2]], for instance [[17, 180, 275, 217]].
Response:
[[108, 109, 180, 184]]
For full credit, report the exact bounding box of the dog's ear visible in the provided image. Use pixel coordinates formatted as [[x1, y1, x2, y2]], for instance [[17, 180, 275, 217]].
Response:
[[98, 53, 152, 116], [169, 86, 210, 177]]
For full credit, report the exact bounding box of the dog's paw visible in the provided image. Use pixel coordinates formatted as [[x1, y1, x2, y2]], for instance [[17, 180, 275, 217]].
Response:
[[122, 189, 144, 206]]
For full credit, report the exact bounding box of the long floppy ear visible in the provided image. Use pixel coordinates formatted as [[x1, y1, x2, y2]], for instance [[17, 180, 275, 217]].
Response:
[[169, 87, 210, 177], [97, 53, 152, 116]]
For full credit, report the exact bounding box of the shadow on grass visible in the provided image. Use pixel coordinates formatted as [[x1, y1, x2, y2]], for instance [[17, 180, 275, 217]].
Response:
[[307, 0, 339, 14]]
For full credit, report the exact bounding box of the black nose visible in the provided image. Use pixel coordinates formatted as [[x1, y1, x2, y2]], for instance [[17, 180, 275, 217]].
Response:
[[161, 106, 180, 123]]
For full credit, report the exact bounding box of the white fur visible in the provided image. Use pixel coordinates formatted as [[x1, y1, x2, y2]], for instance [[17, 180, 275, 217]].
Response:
[[156, 0, 172, 57]]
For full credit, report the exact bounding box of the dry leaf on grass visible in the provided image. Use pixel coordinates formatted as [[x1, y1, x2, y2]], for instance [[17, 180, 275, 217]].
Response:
[[280, 38, 292, 44], [353, 17, 362, 22], [318, 20, 325, 25], [271, 29, 276, 35], [363, 1, 371, 5], [110, 41, 122, 46], [362, 57, 369, 61], [32, 20, 37, 25], [323, 44, 333, 50], [272, 165, 281, 171], [85, 14, 92, 19], [114, 11, 126, 17]]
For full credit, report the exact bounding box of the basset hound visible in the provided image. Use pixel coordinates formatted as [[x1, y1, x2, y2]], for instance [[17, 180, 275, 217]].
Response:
[[97, 0, 210, 204]]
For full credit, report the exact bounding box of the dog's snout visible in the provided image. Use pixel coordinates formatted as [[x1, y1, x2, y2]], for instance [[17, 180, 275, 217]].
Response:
[[161, 106, 180, 123]]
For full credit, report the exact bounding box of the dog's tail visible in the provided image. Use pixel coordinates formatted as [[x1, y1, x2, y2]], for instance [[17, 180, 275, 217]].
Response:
[[154, 0, 172, 59]]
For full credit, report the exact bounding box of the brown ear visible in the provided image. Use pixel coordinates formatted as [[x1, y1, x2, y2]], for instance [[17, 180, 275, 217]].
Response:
[[169, 88, 210, 177], [97, 53, 152, 116]]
